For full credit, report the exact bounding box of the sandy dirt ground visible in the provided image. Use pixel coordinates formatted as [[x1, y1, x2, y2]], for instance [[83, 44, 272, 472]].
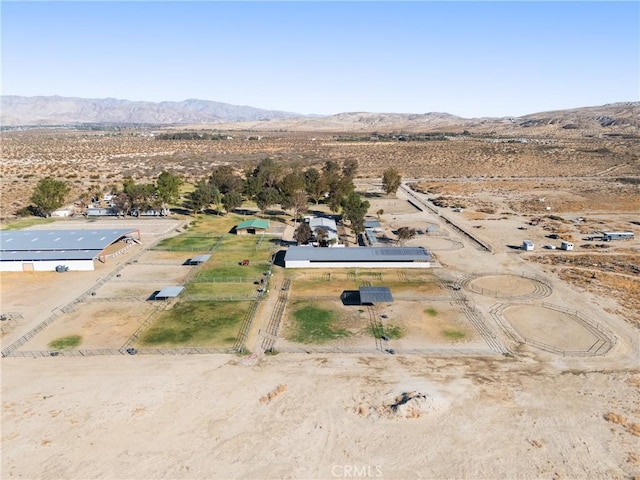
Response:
[[2, 189, 639, 479], [2, 354, 639, 480]]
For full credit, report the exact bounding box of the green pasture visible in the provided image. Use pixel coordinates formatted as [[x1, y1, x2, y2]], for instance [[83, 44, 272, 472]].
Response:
[[287, 301, 351, 344], [155, 234, 223, 251], [442, 328, 466, 340], [138, 300, 249, 347], [1, 217, 56, 230], [183, 281, 260, 299], [48, 335, 82, 349]]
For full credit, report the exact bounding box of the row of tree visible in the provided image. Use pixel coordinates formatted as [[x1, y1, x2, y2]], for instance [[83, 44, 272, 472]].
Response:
[[27, 172, 183, 217], [25, 161, 403, 237]]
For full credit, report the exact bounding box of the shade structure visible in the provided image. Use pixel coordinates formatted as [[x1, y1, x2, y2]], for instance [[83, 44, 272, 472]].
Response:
[[359, 286, 393, 304]]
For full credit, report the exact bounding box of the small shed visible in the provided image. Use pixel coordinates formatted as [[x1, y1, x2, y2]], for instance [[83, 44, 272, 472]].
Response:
[[186, 254, 211, 265], [560, 241, 574, 251], [522, 240, 535, 251], [154, 286, 184, 300], [236, 219, 269, 235]]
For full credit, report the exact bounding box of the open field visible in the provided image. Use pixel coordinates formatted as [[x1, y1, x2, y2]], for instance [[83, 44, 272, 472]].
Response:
[[1, 128, 639, 479], [2, 128, 639, 219]]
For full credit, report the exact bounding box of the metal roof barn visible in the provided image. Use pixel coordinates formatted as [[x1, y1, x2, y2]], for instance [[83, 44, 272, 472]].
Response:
[[0, 229, 139, 271], [285, 246, 433, 269], [359, 286, 393, 304]]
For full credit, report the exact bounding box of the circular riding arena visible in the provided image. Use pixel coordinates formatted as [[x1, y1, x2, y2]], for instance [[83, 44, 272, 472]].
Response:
[[408, 236, 464, 251], [462, 273, 553, 301], [493, 303, 615, 356]]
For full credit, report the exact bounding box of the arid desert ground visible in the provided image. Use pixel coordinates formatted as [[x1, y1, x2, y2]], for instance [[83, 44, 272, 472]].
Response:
[[1, 127, 639, 479]]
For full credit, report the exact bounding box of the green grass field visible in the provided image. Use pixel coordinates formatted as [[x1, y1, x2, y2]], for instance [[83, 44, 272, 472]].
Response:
[[425, 307, 438, 317], [370, 324, 404, 339], [288, 302, 350, 344], [138, 300, 250, 347], [442, 328, 466, 340], [1, 217, 56, 230], [155, 235, 224, 251], [183, 281, 259, 299], [48, 335, 82, 349]]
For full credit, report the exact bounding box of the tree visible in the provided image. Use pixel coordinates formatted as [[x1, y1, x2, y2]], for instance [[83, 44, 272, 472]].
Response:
[[209, 165, 243, 194], [156, 171, 183, 206], [376, 208, 384, 218], [125, 182, 155, 216], [222, 191, 243, 215], [281, 190, 308, 224], [189, 180, 217, 214], [254, 157, 282, 189], [382, 168, 402, 196], [304, 167, 325, 205], [341, 191, 370, 235], [112, 192, 130, 217], [314, 227, 330, 247], [293, 221, 313, 245], [327, 176, 355, 213], [396, 226, 416, 245], [30, 177, 70, 216], [278, 171, 305, 200], [255, 187, 281, 214], [342, 159, 358, 181]]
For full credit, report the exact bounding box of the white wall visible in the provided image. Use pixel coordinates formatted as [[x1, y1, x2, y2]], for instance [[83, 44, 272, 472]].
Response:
[[0, 262, 23, 272], [0, 260, 95, 272]]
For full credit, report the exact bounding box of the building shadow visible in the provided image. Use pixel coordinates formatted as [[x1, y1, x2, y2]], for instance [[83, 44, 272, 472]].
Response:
[[340, 290, 361, 306]]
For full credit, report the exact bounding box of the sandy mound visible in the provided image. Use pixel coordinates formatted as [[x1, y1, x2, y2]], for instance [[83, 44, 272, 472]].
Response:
[[356, 391, 444, 419]]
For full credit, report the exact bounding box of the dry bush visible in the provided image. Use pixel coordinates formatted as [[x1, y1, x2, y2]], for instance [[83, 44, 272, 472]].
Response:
[[605, 412, 627, 425], [260, 384, 287, 404]]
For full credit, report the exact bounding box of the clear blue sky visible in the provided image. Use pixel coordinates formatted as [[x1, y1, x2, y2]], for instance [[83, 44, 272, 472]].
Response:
[[1, 1, 638, 117]]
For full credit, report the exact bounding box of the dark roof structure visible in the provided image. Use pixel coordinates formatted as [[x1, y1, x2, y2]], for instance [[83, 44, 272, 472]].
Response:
[[0, 229, 139, 263], [359, 286, 393, 304]]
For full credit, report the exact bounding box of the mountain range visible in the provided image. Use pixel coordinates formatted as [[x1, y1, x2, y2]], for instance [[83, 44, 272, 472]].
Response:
[[1, 95, 638, 135], [0, 95, 301, 126]]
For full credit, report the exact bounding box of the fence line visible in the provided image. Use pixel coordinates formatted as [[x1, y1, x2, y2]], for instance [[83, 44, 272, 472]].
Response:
[[120, 304, 167, 350], [261, 279, 291, 352], [486, 301, 615, 357], [190, 276, 254, 283], [542, 302, 616, 340], [9, 346, 234, 358], [181, 294, 258, 302], [462, 271, 553, 300]]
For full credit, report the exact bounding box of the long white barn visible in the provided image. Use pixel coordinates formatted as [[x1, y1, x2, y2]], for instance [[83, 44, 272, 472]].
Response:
[[284, 246, 433, 269], [0, 229, 140, 272]]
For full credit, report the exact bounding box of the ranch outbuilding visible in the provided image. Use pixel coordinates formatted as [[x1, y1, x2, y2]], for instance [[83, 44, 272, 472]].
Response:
[[284, 246, 433, 269], [0, 229, 140, 272], [235, 219, 269, 235]]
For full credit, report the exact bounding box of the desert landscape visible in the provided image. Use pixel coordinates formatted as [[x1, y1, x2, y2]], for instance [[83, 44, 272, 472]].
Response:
[[1, 103, 640, 480]]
